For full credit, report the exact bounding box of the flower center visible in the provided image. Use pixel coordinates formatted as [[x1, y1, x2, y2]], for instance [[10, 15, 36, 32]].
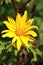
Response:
[[15, 28, 23, 36]]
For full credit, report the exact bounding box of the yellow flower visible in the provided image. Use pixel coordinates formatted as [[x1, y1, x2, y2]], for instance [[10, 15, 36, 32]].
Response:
[[1, 11, 38, 51]]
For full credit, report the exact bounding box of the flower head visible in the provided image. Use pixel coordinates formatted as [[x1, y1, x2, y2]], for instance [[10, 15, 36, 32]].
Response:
[[1, 11, 38, 51]]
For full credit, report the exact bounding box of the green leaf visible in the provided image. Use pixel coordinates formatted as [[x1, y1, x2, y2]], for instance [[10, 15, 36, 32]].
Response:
[[0, 41, 5, 52], [36, 48, 42, 56], [16, 0, 20, 2], [8, 0, 12, 3], [5, 0, 11, 4], [29, 47, 37, 62], [0, 45, 5, 51], [5, 42, 12, 52], [7, 46, 12, 52], [14, 50, 18, 56]]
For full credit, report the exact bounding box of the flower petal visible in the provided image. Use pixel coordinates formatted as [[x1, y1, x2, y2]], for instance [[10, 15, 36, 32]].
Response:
[[25, 30, 37, 37], [8, 16, 15, 24], [17, 37, 22, 51], [3, 21, 15, 31], [12, 37, 17, 47], [16, 13, 21, 28], [20, 36, 30, 48], [8, 16, 16, 29], [24, 25, 38, 32], [20, 11, 27, 28], [1, 30, 9, 33], [2, 31, 16, 38], [22, 11, 27, 22], [26, 36, 36, 42], [26, 19, 34, 26]]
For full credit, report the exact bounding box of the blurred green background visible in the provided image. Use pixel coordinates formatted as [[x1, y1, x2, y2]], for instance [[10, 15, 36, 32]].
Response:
[[0, 0, 43, 65]]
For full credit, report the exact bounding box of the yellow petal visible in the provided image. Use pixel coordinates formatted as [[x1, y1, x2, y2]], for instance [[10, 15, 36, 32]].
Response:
[[20, 11, 27, 28], [28, 25, 38, 30], [8, 16, 16, 29], [17, 37, 22, 51], [26, 36, 35, 42], [12, 37, 17, 44], [24, 25, 38, 32], [2, 31, 16, 38], [12, 37, 17, 47], [16, 13, 21, 28], [1, 30, 9, 33], [26, 19, 34, 26], [8, 16, 15, 24], [20, 36, 30, 48], [22, 11, 27, 22], [26, 30, 37, 37], [3, 21, 15, 31]]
